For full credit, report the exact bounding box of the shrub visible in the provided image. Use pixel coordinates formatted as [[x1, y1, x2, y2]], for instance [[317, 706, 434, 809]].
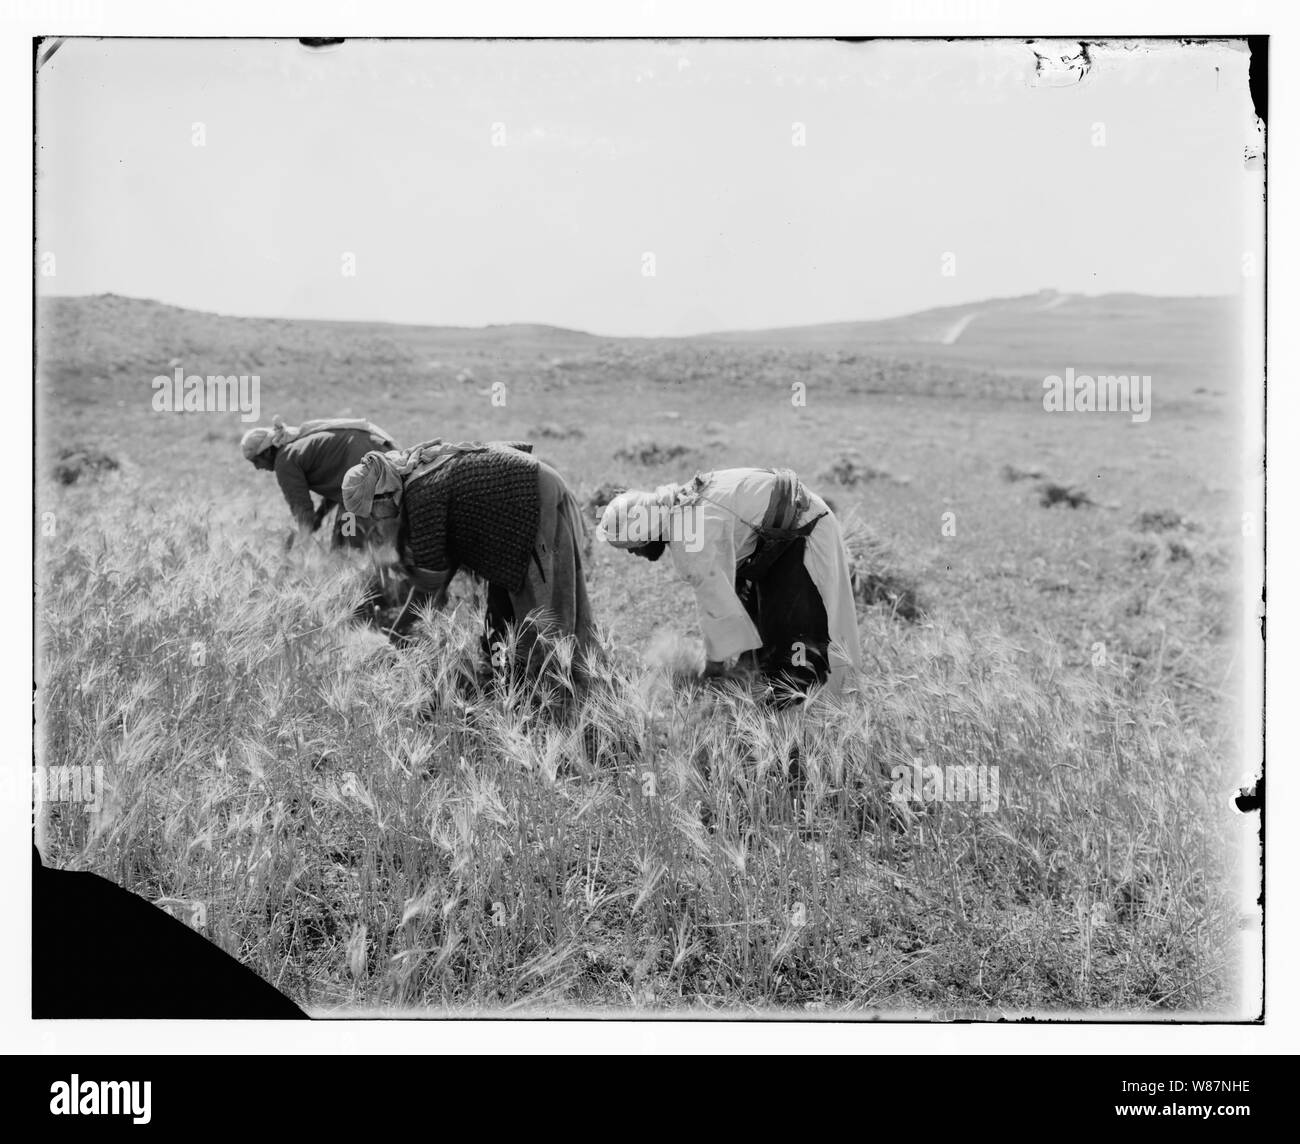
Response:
[[1038, 482, 1094, 509], [839, 514, 925, 622], [53, 445, 120, 485], [613, 438, 692, 466]]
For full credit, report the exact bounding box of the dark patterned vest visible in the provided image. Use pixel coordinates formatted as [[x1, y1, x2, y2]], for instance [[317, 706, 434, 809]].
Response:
[[401, 447, 540, 592]]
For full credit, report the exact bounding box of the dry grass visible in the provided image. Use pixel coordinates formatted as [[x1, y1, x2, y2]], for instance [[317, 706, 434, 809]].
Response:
[[33, 294, 1249, 1017], [35, 479, 1239, 1015], [840, 513, 926, 622]]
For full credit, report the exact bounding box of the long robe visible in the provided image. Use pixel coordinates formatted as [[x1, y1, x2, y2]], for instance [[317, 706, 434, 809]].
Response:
[[399, 459, 597, 675], [665, 468, 862, 692], [482, 461, 598, 674]]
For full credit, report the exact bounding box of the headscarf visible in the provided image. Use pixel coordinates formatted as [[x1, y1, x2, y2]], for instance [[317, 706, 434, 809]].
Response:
[[240, 427, 274, 460], [239, 415, 301, 460], [342, 452, 405, 518], [597, 486, 683, 548]]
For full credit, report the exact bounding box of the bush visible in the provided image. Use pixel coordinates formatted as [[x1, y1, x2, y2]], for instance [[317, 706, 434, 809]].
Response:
[[1038, 482, 1093, 509], [613, 438, 692, 466], [530, 422, 585, 440], [53, 445, 120, 486], [839, 514, 925, 622], [819, 452, 893, 487], [1136, 508, 1199, 533], [1000, 463, 1044, 483]]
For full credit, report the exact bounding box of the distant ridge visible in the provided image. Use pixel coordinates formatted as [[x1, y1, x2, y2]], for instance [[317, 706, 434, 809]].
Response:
[[39, 294, 598, 342], [40, 289, 1236, 346], [37, 289, 1242, 400], [692, 290, 1238, 345]]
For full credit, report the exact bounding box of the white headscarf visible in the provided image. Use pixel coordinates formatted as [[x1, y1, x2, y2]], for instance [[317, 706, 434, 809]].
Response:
[[597, 485, 684, 548], [342, 452, 404, 518]]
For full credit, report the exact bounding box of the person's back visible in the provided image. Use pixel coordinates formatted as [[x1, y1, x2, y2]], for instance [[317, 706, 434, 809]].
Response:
[[669, 468, 781, 571], [275, 428, 379, 530], [600, 465, 861, 695], [399, 446, 541, 591], [342, 441, 595, 682]]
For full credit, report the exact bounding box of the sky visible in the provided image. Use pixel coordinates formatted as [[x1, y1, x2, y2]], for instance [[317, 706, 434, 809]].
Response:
[[36, 37, 1259, 337]]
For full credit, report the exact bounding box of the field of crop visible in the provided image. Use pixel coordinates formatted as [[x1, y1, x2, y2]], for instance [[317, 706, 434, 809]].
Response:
[[34, 292, 1256, 1016]]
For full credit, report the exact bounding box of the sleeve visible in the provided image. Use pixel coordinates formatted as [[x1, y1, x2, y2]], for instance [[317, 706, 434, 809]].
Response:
[[670, 511, 762, 662], [274, 451, 317, 531]]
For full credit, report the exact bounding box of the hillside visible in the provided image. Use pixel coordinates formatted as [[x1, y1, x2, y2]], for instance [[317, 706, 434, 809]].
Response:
[[697, 291, 1243, 397], [38, 290, 1241, 419]]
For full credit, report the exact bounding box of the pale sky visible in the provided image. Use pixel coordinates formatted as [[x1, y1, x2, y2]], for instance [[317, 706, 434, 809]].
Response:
[[36, 37, 1257, 337]]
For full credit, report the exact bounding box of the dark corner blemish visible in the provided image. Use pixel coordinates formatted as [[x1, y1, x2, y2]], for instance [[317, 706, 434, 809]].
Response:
[[1247, 35, 1267, 125], [1234, 775, 1262, 814]]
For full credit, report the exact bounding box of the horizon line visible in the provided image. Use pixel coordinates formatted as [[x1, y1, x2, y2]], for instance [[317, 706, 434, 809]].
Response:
[[36, 286, 1240, 342]]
